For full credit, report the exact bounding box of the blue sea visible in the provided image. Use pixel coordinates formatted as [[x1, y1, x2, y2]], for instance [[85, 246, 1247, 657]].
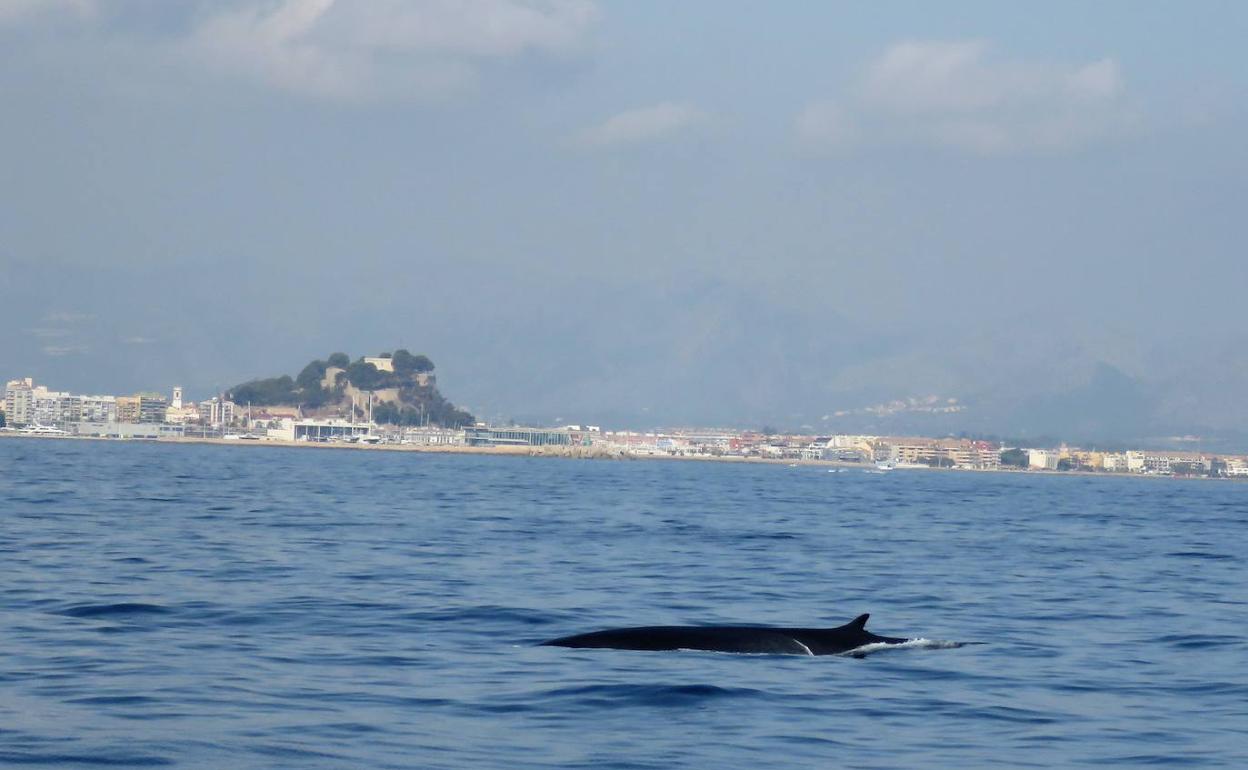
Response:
[[1, 439, 1245, 769]]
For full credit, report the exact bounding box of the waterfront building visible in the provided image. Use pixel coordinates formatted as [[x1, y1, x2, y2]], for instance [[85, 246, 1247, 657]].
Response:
[[164, 404, 199, 424], [942, 440, 1001, 470], [1101, 453, 1129, 472], [4, 378, 35, 426], [1028, 449, 1060, 470], [198, 397, 237, 427], [116, 396, 141, 423], [137, 394, 169, 423], [400, 427, 464, 446], [1140, 451, 1209, 475], [463, 426, 573, 447], [73, 422, 186, 440], [878, 437, 1000, 469], [53, 394, 82, 425], [1067, 450, 1105, 470], [265, 418, 375, 442], [80, 395, 117, 423], [171, 386, 183, 409], [881, 437, 942, 465], [31, 388, 71, 426]]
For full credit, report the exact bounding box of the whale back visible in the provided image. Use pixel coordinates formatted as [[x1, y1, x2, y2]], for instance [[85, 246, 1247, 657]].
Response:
[[788, 613, 908, 655], [541, 613, 909, 656]]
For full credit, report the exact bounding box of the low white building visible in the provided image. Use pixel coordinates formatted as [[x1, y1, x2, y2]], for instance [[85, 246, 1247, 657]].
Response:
[[400, 427, 464, 446], [266, 418, 376, 442], [1224, 459, 1248, 477], [73, 422, 185, 439]]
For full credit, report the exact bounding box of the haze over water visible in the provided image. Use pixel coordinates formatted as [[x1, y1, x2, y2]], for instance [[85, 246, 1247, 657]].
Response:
[[2, 439, 1245, 768]]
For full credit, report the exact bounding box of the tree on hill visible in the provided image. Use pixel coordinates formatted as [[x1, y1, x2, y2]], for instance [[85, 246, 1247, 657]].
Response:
[[296, 360, 328, 390], [347, 359, 384, 390], [229, 375, 299, 406], [228, 348, 471, 427], [392, 349, 434, 375]]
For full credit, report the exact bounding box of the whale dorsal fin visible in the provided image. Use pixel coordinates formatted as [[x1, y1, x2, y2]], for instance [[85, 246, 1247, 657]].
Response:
[[850, 613, 869, 629]]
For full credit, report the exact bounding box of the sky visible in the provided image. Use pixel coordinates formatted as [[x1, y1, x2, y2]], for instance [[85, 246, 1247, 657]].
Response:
[[2, 0, 1246, 441]]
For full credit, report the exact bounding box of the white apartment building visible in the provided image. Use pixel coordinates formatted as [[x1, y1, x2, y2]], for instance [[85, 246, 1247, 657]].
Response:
[[1101, 453, 1129, 472], [80, 395, 117, 423], [198, 397, 236, 426], [1028, 449, 1059, 470], [5, 378, 35, 426], [1139, 451, 1209, 475]]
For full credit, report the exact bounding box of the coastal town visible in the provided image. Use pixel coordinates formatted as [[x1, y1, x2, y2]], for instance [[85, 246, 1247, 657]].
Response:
[[5, 374, 1247, 479]]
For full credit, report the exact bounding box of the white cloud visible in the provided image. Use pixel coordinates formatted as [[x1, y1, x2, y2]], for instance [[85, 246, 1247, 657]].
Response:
[[795, 102, 856, 152], [42, 344, 87, 356], [28, 327, 73, 338], [799, 40, 1133, 155], [43, 310, 94, 323], [185, 0, 598, 101], [344, 0, 597, 57], [0, 0, 92, 24], [580, 102, 706, 148]]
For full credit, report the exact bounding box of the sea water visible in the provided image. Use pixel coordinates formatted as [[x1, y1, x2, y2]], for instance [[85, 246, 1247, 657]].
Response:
[[1, 439, 1245, 768]]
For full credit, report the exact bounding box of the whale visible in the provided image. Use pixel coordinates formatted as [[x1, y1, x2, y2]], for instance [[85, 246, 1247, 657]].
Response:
[[541, 613, 912, 656]]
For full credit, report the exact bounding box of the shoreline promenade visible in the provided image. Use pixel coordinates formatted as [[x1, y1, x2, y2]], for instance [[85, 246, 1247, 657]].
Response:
[[2, 431, 1241, 481]]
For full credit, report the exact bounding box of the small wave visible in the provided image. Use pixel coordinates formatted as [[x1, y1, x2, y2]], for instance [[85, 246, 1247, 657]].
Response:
[[1153, 633, 1241, 650], [1166, 551, 1234, 561], [402, 605, 559, 626], [59, 603, 171, 619], [0, 752, 173, 767], [840, 638, 975, 657], [66, 695, 157, 706], [540, 683, 763, 708]]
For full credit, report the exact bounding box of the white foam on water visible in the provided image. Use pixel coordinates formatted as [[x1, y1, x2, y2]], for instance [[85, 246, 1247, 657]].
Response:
[[839, 638, 968, 656]]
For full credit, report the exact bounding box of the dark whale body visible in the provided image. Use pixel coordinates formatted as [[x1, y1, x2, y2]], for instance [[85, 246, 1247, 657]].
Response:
[[541, 613, 908, 656]]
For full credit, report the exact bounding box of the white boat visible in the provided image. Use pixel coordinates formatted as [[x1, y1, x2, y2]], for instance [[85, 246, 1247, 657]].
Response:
[[20, 424, 69, 436]]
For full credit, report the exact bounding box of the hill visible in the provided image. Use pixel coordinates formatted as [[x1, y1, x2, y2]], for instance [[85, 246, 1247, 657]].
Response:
[[227, 350, 475, 428]]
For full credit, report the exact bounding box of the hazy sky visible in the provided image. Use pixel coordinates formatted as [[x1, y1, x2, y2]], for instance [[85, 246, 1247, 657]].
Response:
[[2, 1, 1246, 437]]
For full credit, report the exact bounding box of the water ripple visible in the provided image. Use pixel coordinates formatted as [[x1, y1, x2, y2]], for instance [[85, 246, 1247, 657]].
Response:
[[2, 439, 1247, 769]]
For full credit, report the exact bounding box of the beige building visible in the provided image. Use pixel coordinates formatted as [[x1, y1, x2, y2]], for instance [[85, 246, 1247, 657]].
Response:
[[115, 396, 141, 423], [164, 404, 200, 424], [877, 437, 1000, 469], [5, 378, 35, 426]]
